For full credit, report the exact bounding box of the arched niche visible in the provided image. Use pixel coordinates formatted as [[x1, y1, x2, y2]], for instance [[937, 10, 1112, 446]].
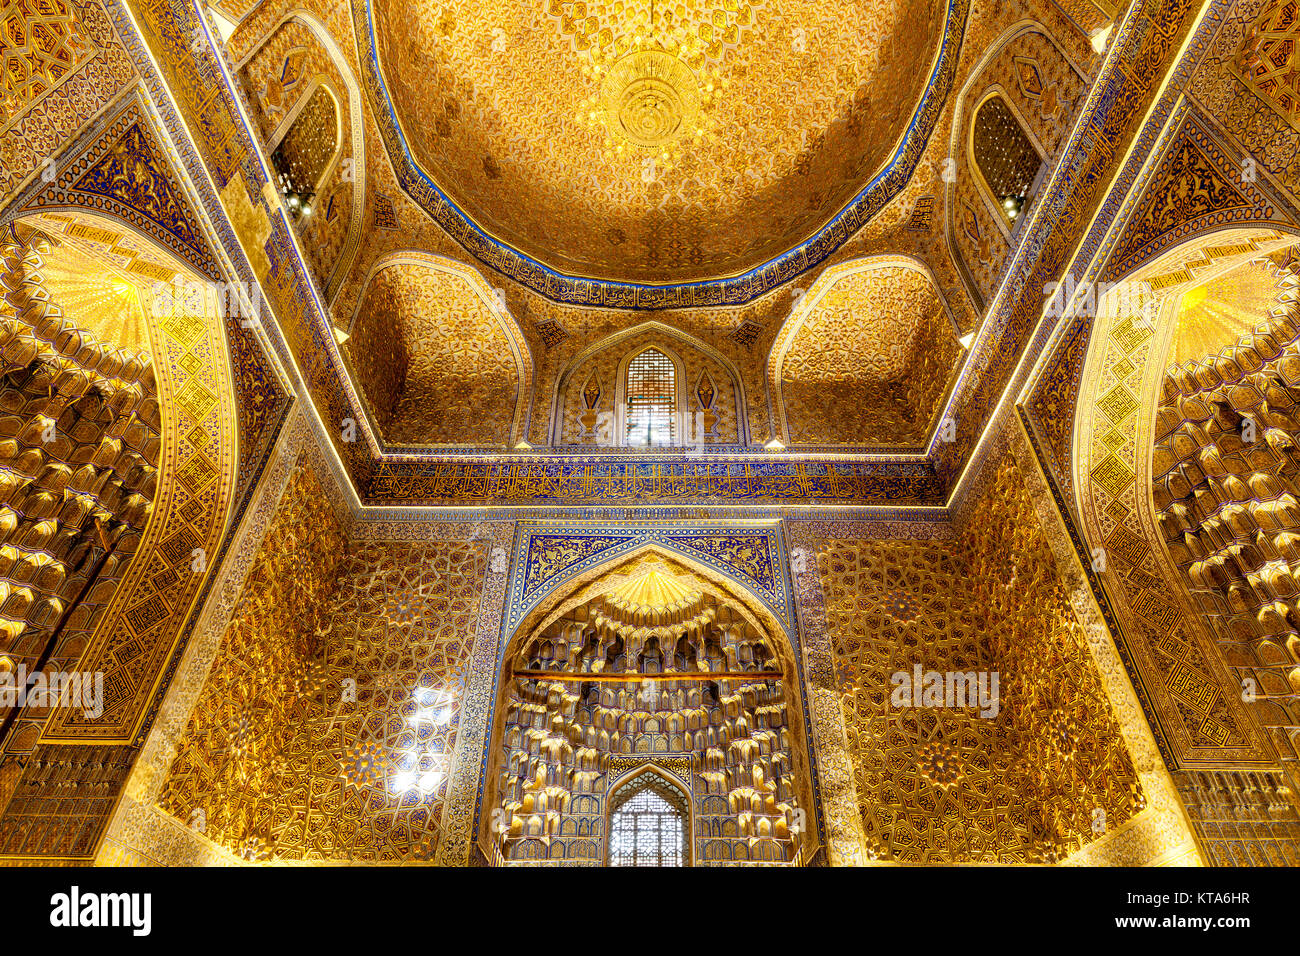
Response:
[[0, 208, 239, 757], [549, 321, 749, 446], [342, 253, 533, 447], [1073, 225, 1300, 771], [232, 11, 367, 300], [968, 90, 1046, 231], [478, 543, 827, 866], [767, 255, 960, 446], [943, 22, 1091, 308], [268, 78, 343, 201]]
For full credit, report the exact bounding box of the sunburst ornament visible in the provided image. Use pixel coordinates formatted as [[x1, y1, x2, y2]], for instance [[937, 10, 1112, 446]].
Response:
[[593, 567, 715, 637], [578, 47, 719, 166], [882, 588, 920, 622], [39, 244, 150, 352], [339, 741, 389, 791], [554, 0, 757, 163], [1170, 255, 1294, 366]]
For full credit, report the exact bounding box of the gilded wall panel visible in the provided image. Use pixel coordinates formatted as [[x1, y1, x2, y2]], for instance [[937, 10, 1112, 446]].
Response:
[[0, 0, 137, 206], [155, 457, 345, 855], [962, 451, 1146, 857], [817, 450, 1143, 863], [157, 460, 493, 861]]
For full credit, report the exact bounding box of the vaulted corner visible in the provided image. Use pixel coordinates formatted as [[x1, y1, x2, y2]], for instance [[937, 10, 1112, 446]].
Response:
[[770, 259, 961, 447], [344, 256, 533, 447]]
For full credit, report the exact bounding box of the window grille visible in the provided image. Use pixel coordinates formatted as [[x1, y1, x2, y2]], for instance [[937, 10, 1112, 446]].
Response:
[[609, 787, 685, 866], [271, 86, 338, 215], [626, 349, 676, 446], [972, 95, 1044, 226]]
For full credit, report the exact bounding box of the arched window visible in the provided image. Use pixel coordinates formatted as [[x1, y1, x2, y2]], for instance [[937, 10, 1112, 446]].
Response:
[[271, 84, 339, 218], [972, 94, 1045, 227], [608, 776, 687, 866], [625, 348, 677, 446]]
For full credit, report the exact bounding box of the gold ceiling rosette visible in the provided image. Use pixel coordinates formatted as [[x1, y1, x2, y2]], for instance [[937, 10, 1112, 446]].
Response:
[[549, 0, 761, 166], [600, 50, 701, 149]]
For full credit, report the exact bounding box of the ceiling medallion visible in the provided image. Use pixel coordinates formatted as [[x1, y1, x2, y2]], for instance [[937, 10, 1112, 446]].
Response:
[[554, 0, 753, 164], [601, 49, 701, 149]]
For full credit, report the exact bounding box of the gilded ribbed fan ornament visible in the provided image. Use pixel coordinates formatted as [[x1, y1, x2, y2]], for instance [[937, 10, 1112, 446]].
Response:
[[592, 568, 716, 638]]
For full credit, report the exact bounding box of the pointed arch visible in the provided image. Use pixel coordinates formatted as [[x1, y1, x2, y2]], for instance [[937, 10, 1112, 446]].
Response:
[[967, 89, 1047, 232], [942, 20, 1092, 310], [606, 764, 692, 866], [232, 10, 368, 301], [549, 321, 750, 445], [616, 343, 684, 447], [343, 251, 534, 446], [478, 541, 831, 865], [266, 77, 344, 197], [0, 207, 241, 749], [1073, 225, 1300, 771], [607, 760, 693, 805]]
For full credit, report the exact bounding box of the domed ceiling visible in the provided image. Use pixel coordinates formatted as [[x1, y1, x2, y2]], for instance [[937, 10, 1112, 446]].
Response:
[[368, 0, 952, 286]]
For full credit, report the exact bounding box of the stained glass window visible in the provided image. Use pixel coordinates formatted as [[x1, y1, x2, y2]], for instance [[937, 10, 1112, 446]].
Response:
[[625, 348, 676, 446], [609, 786, 685, 866], [972, 95, 1044, 226]]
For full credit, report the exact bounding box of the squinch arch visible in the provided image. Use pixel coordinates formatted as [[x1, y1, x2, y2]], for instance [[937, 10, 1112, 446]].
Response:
[[768, 255, 960, 447], [343, 252, 534, 447]]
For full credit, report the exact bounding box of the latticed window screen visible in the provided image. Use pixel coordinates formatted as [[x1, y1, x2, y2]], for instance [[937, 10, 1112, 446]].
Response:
[[609, 787, 685, 866], [272, 86, 338, 195], [625, 349, 676, 446], [972, 95, 1044, 225]]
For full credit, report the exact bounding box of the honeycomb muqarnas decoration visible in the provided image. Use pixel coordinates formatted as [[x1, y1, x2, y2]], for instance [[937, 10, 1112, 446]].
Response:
[[493, 563, 805, 865], [0, 224, 160, 753], [1153, 251, 1300, 791]]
